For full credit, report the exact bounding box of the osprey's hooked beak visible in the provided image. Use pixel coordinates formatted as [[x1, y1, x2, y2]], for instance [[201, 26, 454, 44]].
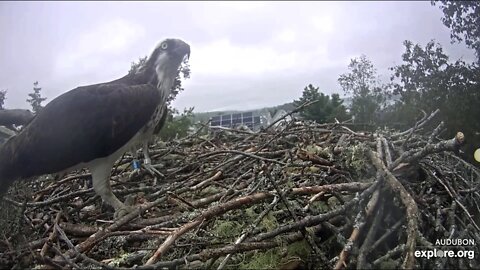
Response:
[[171, 39, 190, 62]]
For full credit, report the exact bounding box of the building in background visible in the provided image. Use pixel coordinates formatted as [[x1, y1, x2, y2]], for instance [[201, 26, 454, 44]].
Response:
[[209, 109, 292, 132], [210, 111, 261, 130]]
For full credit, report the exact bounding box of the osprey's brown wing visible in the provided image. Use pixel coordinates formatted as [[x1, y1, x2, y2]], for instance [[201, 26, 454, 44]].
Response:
[[0, 82, 160, 186]]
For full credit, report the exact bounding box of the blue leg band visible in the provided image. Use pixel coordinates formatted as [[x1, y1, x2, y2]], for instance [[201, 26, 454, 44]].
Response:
[[132, 159, 141, 170]]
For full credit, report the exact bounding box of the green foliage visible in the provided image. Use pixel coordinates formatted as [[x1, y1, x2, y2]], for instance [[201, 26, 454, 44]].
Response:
[[389, 40, 480, 161], [26, 81, 47, 114], [169, 60, 190, 105], [330, 93, 349, 121], [0, 90, 6, 110], [432, 1, 480, 62], [157, 107, 195, 141], [128, 56, 148, 75], [338, 55, 387, 124], [293, 84, 349, 123]]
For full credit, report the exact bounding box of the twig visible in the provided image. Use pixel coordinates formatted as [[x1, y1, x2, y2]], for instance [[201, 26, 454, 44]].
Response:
[[394, 109, 439, 138], [40, 211, 62, 256], [372, 244, 405, 268], [199, 149, 287, 166], [357, 199, 385, 269], [145, 192, 275, 264], [369, 150, 418, 269], [248, 181, 379, 243], [390, 132, 465, 171]]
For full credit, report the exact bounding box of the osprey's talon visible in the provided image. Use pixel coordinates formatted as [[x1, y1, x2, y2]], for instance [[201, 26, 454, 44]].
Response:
[[114, 205, 136, 219], [142, 163, 164, 178], [128, 168, 142, 179], [143, 158, 164, 177]]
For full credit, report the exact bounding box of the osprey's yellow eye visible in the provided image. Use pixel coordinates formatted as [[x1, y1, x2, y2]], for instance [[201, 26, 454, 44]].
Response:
[[161, 42, 168, 50]]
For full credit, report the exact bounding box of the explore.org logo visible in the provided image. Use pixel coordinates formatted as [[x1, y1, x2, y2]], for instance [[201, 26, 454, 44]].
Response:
[[415, 239, 475, 260]]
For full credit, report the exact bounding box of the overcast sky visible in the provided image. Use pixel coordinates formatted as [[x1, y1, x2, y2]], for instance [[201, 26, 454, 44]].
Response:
[[0, 1, 475, 113]]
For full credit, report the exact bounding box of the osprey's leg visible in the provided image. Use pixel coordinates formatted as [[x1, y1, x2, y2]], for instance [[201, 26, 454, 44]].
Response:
[[90, 163, 134, 218], [142, 142, 164, 177], [129, 146, 142, 178]]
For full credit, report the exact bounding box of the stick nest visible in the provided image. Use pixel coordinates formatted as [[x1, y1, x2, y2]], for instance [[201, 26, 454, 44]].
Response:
[[1, 111, 479, 269]]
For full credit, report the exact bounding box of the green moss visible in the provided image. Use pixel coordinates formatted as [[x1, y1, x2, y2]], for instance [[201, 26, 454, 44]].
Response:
[[304, 145, 318, 155], [305, 144, 331, 159], [308, 166, 321, 173], [239, 240, 311, 269], [317, 147, 332, 160], [240, 249, 280, 269], [310, 201, 330, 213], [244, 207, 278, 232], [342, 144, 369, 176], [286, 240, 311, 259], [245, 207, 257, 220], [378, 259, 399, 269], [107, 251, 130, 267], [286, 178, 295, 189], [285, 166, 302, 174], [212, 220, 243, 239], [199, 186, 221, 196], [260, 212, 278, 231], [327, 196, 341, 208]]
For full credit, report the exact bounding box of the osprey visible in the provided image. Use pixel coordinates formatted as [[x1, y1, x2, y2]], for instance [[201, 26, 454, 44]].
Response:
[[0, 38, 190, 218]]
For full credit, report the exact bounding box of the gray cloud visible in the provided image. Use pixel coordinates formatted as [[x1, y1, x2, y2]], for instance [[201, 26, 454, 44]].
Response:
[[0, 1, 475, 113]]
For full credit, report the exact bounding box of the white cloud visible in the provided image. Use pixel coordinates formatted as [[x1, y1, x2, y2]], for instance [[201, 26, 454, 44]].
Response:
[[215, 1, 268, 11], [53, 19, 145, 77], [276, 29, 297, 43], [190, 38, 306, 75], [311, 16, 335, 34]]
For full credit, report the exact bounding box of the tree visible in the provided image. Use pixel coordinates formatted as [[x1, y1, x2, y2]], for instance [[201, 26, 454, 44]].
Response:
[[128, 56, 148, 75], [0, 90, 6, 110], [389, 40, 450, 124], [27, 81, 47, 114], [390, 39, 480, 161], [432, 1, 480, 62], [293, 84, 349, 123], [338, 55, 386, 124], [158, 107, 195, 140], [330, 93, 350, 122]]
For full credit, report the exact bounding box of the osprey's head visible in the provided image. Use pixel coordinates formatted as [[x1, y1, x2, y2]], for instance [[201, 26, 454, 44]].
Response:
[[142, 38, 190, 91]]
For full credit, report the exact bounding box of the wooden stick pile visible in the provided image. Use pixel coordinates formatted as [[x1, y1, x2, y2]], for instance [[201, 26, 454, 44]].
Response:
[[1, 109, 479, 269]]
